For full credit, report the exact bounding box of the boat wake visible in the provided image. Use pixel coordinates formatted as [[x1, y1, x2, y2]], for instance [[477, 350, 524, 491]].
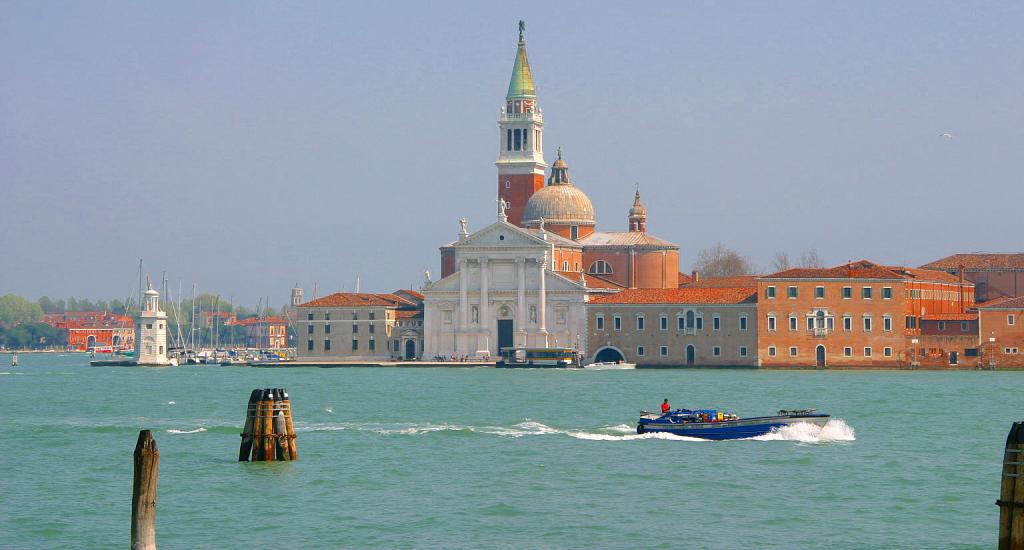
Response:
[[750, 419, 855, 443], [300, 418, 854, 443], [166, 427, 207, 434]]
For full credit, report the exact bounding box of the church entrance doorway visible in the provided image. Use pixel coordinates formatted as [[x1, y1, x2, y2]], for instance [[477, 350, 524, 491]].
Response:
[[497, 320, 514, 353], [405, 340, 416, 360]]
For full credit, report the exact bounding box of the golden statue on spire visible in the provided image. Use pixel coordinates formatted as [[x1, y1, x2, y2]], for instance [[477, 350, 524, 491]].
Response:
[[519, 20, 525, 41]]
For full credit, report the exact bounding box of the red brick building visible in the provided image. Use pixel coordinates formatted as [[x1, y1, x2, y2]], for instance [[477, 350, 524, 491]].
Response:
[[921, 252, 1024, 302], [756, 260, 975, 368], [42, 311, 135, 351], [977, 296, 1024, 368]]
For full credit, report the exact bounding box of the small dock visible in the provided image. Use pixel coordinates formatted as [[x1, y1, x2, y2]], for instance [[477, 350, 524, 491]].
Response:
[[248, 360, 495, 368]]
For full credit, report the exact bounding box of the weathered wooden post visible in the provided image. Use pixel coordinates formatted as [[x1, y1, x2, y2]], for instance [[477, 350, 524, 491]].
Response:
[[273, 389, 289, 460], [261, 389, 276, 461], [282, 389, 297, 460], [238, 389, 260, 461], [131, 430, 159, 550], [999, 421, 1024, 549], [240, 388, 297, 462]]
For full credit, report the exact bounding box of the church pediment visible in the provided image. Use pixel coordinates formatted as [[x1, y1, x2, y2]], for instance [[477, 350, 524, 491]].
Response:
[[454, 221, 548, 249]]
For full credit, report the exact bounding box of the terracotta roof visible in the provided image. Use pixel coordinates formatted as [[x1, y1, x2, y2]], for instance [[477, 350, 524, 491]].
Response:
[[685, 275, 761, 288], [973, 296, 1011, 309], [978, 296, 1024, 310], [677, 272, 694, 286], [578, 231, 678, 249], [554, 271, 625, 289], [397, 289, 425, 300], [922, 313, 977, 321], [395, 310, 424, 319], [921, 253, 1024, 271], [763, 260, 902, 280], [589, 287, 756, 305], [884, 266, 967, 285], [300, 292, 403, 308]]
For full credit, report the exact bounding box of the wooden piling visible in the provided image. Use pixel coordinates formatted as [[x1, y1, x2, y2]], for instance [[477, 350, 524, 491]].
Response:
[[238, 389, 260, 462], [131, 430, 159, 550], [282, 389, 297, 460], [239, 388, 297, 462], [262, 389, 276, 461], [274, 389, 289, 461], [999, 421, 1024, 549]]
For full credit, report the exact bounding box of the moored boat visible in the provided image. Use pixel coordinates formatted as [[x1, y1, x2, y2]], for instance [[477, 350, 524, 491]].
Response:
[[496, 347, 577, 368], [583, 361, 635, 370], [637, 408, 829, 440]]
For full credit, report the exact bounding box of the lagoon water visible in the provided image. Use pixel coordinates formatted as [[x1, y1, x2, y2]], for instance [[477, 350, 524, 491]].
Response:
[[1, 354, 1020, 549]]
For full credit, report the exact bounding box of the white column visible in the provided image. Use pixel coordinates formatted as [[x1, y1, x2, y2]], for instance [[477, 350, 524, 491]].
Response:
[[480, 258, 489, 338], [516, 258, 527, 345], [538, 254, 548, 340], [458, 258, 468, 331]]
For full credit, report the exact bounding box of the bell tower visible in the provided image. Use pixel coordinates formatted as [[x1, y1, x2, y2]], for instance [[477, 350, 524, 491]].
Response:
[[496, 21, 547, 227]]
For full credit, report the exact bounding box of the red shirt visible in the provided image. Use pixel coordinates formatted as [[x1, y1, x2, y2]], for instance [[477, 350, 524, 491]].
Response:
[[661, 402, 671, 414]]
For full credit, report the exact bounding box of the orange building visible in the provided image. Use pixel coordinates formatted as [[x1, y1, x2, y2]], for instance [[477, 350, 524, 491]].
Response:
[[232, 316, 289, 349], [42, 311, 135, 351], [977, 296, 1024, 368], [756, 260, 975, 368]]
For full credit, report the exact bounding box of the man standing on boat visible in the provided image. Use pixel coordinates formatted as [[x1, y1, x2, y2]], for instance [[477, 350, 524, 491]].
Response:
[[661, 399, 671, 415]]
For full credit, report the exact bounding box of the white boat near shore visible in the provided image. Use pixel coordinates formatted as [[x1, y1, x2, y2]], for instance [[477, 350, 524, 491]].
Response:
[[582, 361, 635, 370]]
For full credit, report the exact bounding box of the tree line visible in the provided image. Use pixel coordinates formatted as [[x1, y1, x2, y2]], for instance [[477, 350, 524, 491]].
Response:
[[691, 244, 825, 277]]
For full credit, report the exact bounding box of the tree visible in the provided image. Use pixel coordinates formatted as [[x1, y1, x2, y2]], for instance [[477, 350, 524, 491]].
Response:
[[0, 295, 43, 326], [693, 243, 756, 277], [772, 252, 791, 272], [798, 248, 824, 268]]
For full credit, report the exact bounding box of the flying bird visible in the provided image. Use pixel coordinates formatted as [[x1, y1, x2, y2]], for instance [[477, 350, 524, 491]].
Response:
[[940, 132, 953, 139]]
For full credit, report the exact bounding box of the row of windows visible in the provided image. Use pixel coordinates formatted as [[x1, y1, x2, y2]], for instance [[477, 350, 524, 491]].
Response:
[[307, 338, 378, 352], [306, 311, 377, 321], [765, 314, 893, 332], [636, 345, 750, 357], [765, 285, 893, 300], [308, 323, 378, 334], [595, 313, 748, 331], [766, 346, 893, 357]]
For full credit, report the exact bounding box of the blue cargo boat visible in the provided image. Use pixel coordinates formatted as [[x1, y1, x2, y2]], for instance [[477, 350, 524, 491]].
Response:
[[636, 408, 829, 440]]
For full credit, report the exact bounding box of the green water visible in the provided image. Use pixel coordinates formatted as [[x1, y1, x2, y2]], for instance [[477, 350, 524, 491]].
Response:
[[1, 354, 1019, 549]]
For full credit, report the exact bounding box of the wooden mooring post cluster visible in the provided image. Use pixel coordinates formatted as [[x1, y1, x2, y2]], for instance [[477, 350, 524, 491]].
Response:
[[239, 388, 297, 461], [1000, 421, 1024, 549]]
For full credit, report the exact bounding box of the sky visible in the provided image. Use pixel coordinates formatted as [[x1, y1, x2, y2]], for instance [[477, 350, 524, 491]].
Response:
[[1, 1, 1022, 307]]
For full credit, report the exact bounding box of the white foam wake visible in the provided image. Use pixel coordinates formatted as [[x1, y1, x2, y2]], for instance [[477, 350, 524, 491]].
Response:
[[751, 419, 855, 443], [166, 427, 207, 434]]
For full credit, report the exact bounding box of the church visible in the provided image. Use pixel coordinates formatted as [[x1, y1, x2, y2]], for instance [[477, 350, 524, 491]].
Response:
[[422, 24, 681, 360]]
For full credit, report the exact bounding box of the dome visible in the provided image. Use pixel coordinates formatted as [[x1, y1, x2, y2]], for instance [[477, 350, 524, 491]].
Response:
[[522, 149, 596, 227], [523, 185, 596, 226]]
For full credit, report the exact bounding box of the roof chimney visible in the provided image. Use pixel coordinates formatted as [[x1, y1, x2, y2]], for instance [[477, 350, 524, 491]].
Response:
[[691, 270, 700, 283]]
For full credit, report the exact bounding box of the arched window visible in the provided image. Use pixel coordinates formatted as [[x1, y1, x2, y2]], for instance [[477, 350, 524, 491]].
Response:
[[562, 260, 569, 271], [588, 260, 613, 275]]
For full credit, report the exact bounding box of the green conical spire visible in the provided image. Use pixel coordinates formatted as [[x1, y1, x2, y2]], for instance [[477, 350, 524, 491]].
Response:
[[507, 21, 536, 99]]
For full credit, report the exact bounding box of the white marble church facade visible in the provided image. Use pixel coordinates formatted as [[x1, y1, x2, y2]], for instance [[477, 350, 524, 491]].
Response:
[[423, 217, 588, 359]]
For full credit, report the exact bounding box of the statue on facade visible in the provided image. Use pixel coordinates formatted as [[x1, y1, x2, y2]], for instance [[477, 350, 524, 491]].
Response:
[[497, 198, 509, 221], [538, 216, 545, 231], [459, 217, 468, 238], [423, 269, 432, 287]]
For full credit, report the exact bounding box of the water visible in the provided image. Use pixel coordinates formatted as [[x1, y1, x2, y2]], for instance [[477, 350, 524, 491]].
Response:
[[1, 354, 1020, 549]]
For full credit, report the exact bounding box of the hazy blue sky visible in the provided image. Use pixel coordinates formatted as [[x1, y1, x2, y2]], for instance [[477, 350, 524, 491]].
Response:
[[2, 1, 1022, 307]]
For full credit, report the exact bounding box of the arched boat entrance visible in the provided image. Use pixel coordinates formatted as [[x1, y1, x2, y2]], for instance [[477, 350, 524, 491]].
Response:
[[594, 347, 625, 363]]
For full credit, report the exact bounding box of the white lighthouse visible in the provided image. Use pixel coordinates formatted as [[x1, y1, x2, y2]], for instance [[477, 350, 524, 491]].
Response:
[[135, 279, 170, 366]]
